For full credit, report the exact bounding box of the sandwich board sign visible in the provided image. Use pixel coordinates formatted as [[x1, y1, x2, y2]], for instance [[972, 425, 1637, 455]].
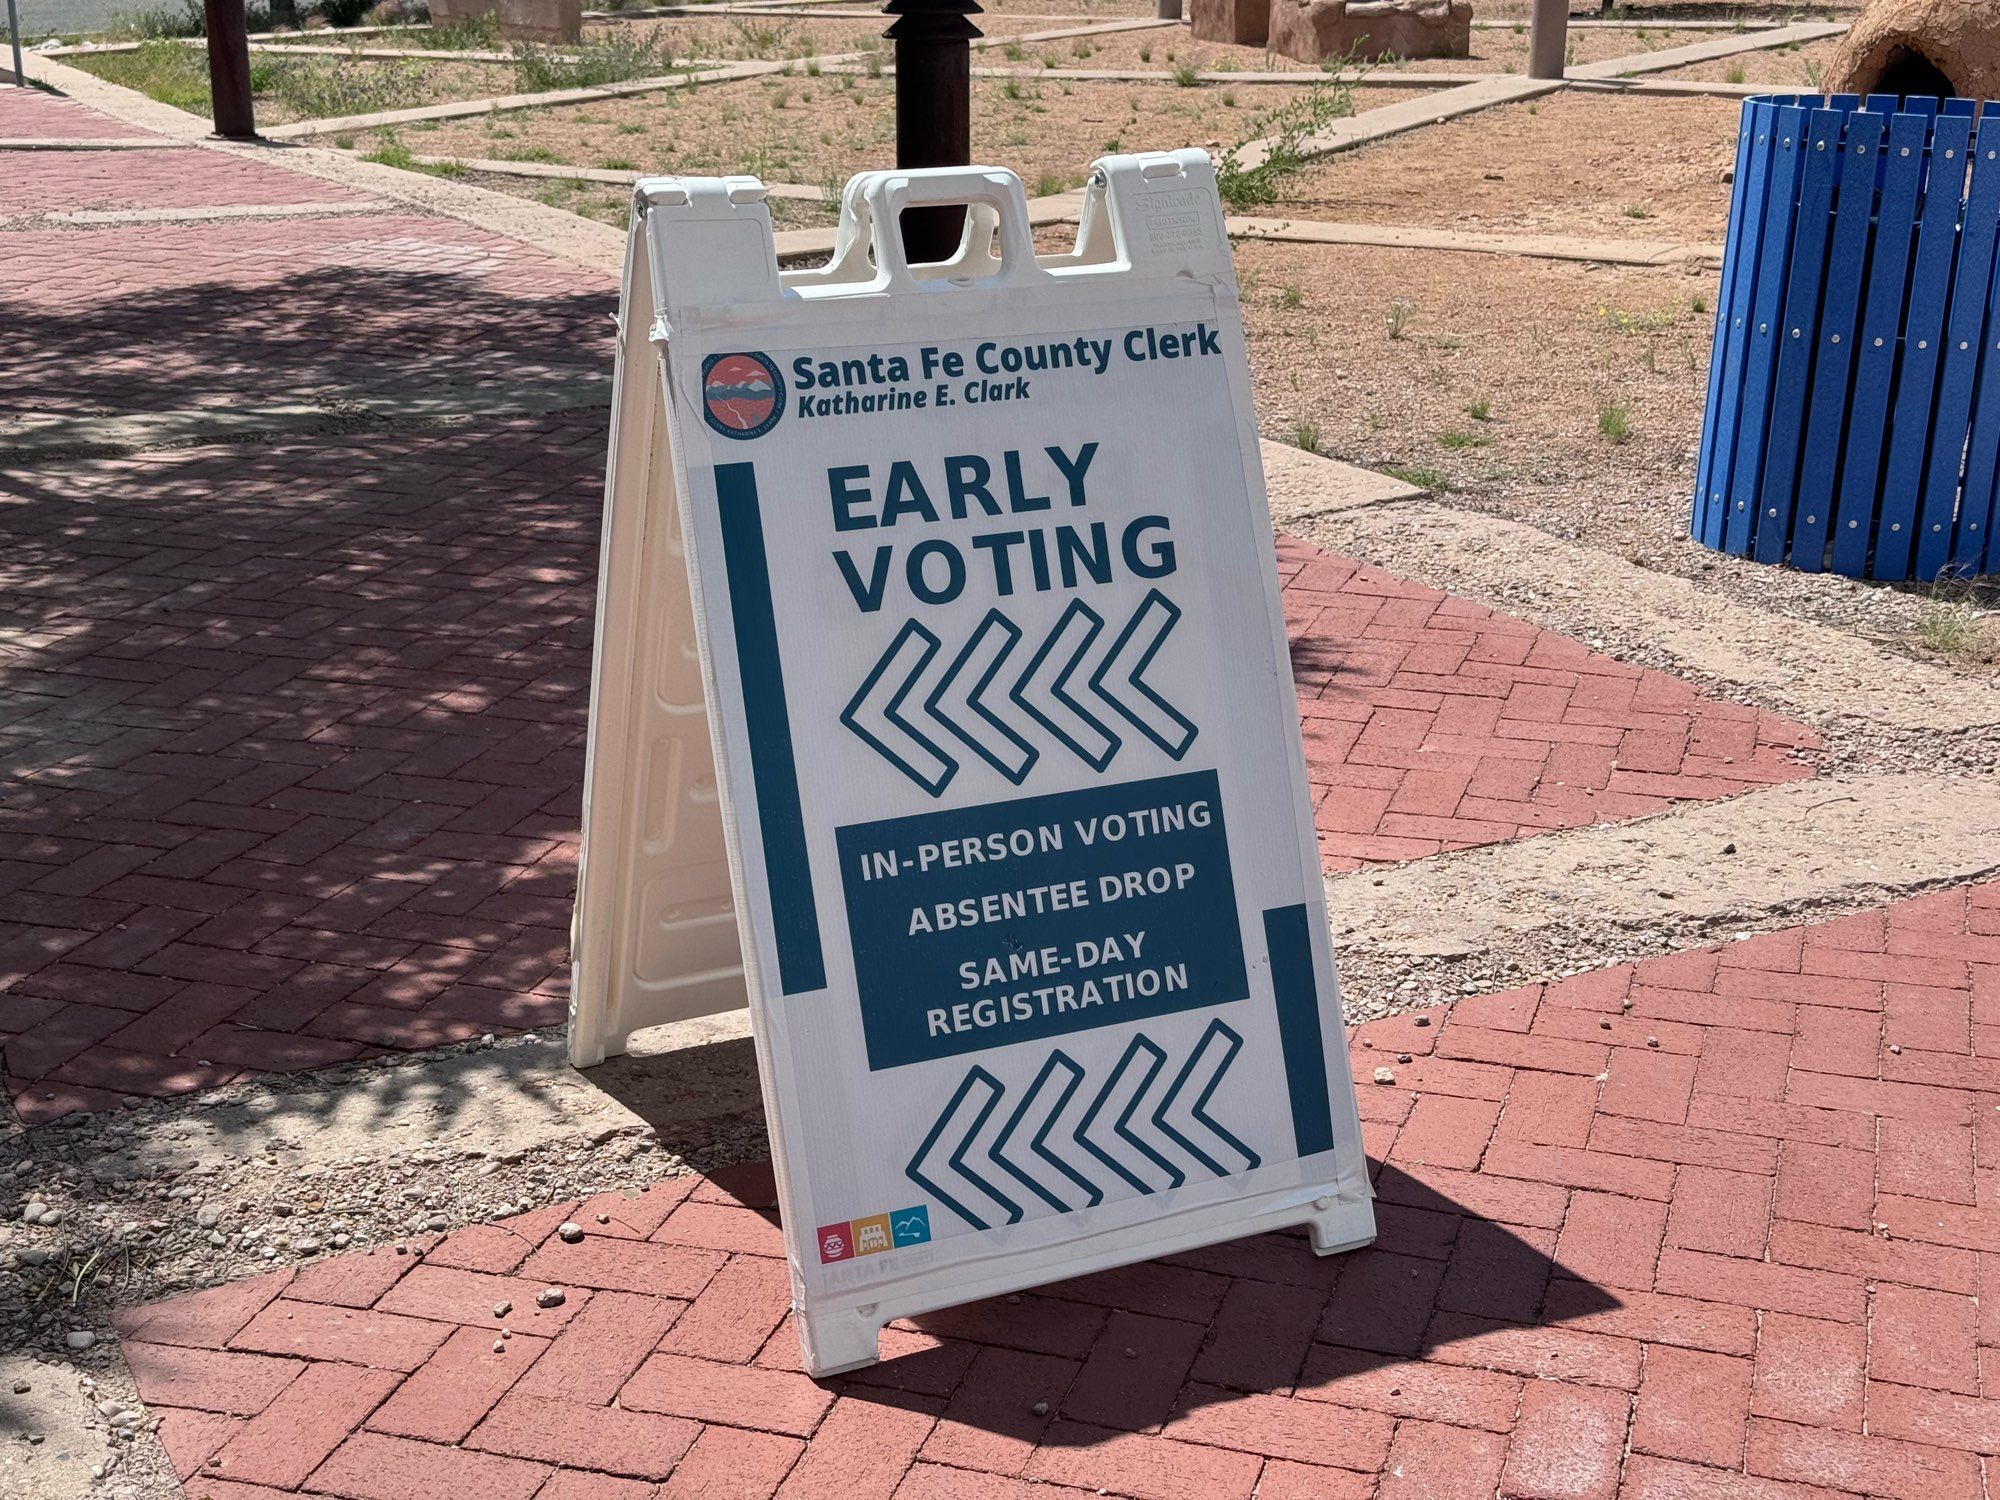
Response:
[[572, 150, 1375, 1375]]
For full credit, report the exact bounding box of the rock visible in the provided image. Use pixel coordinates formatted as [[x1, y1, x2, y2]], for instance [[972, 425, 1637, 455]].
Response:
[[1031, 1399, 1050, 1416], [1372, 1066, 1397, 1085], [1413, 1015, 1431, 1027], [557, 1222, 585, 1243], [1827, 0, 2000, 98], [429, 0, 583, 43], [196, 1206, 221, 1229], [1266, 0, 1471, 64], [65, 1331, 96, 1351], [536, 1288, 566, 1309], [494, 1301, 513, 1319], [1191, 0, 1270, 45], [1396, 1052, 1413, 1064]]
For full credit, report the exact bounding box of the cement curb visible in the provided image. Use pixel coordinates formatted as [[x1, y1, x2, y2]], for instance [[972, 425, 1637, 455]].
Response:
[[1229, 214, 1722, 268]]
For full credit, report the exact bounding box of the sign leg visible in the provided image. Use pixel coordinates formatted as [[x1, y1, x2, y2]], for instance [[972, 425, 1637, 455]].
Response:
[[1306, 1196, 1379, 1257], [799, 1306, 884, 1378]]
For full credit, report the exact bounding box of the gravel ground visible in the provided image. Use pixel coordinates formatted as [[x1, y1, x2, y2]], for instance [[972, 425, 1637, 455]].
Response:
[[0, 1028, 772, 1499]]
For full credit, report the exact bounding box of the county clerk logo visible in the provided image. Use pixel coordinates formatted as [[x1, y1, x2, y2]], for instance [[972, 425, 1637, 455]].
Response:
[[701, 351, 785, 440]]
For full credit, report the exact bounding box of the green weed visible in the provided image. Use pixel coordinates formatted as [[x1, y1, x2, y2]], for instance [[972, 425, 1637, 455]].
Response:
[[1215, 63, 1362, 211], [514, 30, 677, 91], [1598, 403, 1632, 443]]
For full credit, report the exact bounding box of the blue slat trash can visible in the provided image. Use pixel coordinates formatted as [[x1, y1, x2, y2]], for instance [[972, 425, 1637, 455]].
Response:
[[1694, 93, 2000, 582]]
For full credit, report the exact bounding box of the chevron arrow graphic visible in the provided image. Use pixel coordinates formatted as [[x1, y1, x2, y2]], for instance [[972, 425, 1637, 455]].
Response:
[[912, 1030, 1260, 1230], [1074, 1035, 1180, 1196], [1010, 599, 1121, 771], [1154, 1020, 1262, 1177], [906, 1067, 1021, 1231], [1091, 590, 1197, 760], [989, 1051, 1100, 1215], [840, 618, 958, 796], [924, 609, 1039, 785]]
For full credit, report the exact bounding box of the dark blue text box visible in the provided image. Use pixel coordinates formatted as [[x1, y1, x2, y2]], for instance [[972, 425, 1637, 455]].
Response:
[[835, 771, 1249, 1069]]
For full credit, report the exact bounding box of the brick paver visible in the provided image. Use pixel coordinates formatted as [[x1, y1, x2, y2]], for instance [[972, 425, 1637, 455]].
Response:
[[0, 87, 1818, 1122], [0, 142, 384, 215], [117, 885, 2000, 1498], [1277, 536, 1818, 870], [0, 86, 163, 141], [0, 433, 1818, 1122]]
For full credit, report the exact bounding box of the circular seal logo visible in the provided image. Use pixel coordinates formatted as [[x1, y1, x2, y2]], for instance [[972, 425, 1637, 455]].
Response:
[[702, 351, 785, 440]]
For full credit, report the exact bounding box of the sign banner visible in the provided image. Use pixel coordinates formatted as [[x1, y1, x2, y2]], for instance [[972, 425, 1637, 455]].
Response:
[[575, 153, 1375, 1375]]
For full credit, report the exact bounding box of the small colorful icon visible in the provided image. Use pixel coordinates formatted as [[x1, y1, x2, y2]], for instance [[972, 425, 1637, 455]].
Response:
[[851, 1213, 894, 1256], [816, 1223, 853, 1263], [817, 1204, 932, 1263], [702, 351, 785, 440]]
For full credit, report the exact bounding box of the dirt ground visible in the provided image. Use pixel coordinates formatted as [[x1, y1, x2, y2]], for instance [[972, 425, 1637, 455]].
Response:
[[1272, 90, 1742, 242], [1653, 31, 1840, 80], [1237, 238, 1711, 522], [341, 73, 1435, 187], [62, 48, 577, 126], [993, 20, 1736, 71]]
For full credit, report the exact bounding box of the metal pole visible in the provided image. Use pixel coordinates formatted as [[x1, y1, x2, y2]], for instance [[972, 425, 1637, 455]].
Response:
[[1156, 0, 1182, 18], [6, 0, 25, 90], [885, 0, 981, 264], [1526, 0, 1568, 78], [202, 0, 257, 138]]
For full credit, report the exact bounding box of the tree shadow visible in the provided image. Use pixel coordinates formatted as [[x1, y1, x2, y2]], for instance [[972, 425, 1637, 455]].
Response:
[[1, 261, 613, 428]]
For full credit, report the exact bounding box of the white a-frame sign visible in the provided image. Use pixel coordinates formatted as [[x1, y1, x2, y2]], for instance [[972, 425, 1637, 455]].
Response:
[[572, 152, 1375, 1376]]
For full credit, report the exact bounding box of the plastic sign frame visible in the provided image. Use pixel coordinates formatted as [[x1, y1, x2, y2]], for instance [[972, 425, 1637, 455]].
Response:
[[573, 152, 1375, 1375]]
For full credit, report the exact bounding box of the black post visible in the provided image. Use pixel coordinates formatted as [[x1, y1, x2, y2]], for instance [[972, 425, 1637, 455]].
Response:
[[885, 0, 981, 264], [203, 0, 257, 138]]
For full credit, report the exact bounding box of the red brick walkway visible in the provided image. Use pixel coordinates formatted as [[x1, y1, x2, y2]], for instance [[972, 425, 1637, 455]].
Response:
[[0, 86, 1815, 1118], [117, 884, 2000, 1499], [1277, 536, 1818, 870], [0, 456, 1818, 1121]]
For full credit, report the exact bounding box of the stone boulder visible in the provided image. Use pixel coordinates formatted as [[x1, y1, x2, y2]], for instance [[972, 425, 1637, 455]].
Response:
[[1826, 0, 2000, 97], [427, 0, 583, 44], [1191, 0, 1271, 47], [1265, 0, 1471, 62]]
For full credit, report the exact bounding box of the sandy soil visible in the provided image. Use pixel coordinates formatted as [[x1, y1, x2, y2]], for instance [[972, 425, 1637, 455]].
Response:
[[1238, 239, 1713, 511], [452, 165, 841, 227], [1273, 90, 1742, 242], [595, 11, 1068, 59], [1004, 21, 1734, 72], [341, 74, 1435, 186], [62, 51, 582, 126], [1651, 32, 1841, 81]]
